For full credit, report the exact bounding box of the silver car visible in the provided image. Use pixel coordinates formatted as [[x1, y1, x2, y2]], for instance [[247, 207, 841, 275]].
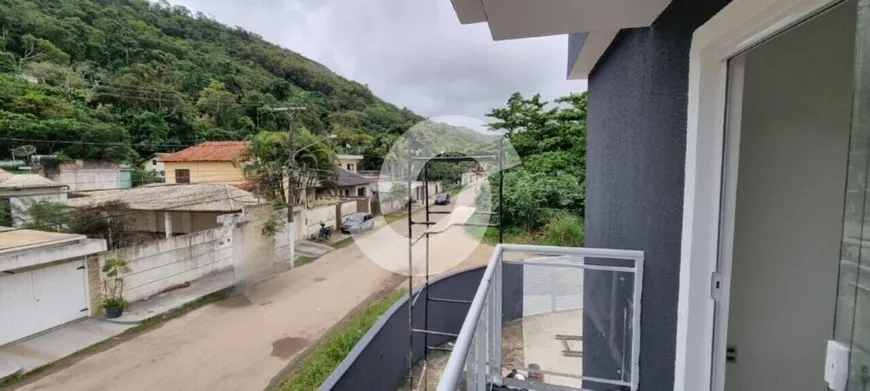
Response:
[[340, 212, 374, 233]]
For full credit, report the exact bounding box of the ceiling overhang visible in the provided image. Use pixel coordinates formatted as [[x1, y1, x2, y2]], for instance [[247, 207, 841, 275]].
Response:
[[450, 0, 673, 79]]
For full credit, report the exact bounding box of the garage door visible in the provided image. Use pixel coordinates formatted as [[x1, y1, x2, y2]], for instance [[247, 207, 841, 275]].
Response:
[[0, 259, 88, 345]]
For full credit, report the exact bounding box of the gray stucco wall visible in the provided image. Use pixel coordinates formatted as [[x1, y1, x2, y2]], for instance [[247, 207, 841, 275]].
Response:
[[320, 263, 523, 390], [583, 0, 731, 389]]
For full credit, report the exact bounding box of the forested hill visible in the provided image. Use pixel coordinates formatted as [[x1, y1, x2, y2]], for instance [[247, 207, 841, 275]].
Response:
[[0, 0, 424, 162]]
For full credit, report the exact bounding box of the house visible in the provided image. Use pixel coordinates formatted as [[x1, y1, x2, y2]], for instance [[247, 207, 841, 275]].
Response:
[[160, 141, 248, 186], [141, 153, 169, 183], [0, 169, 68, 228], [65, 183, 265, 238], [336, 154, 363, 172], [324, 1, 869, 391], [334, 167, 375, 198], [0, 227, 106, 345]]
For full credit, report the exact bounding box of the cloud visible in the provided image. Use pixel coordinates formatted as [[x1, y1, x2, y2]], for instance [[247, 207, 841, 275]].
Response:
[[169, 0, 587, 122]]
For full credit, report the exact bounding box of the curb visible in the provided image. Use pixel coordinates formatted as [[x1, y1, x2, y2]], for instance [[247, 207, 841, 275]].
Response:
[[0, 365, 22, 384], [96, 283, 234, 326]]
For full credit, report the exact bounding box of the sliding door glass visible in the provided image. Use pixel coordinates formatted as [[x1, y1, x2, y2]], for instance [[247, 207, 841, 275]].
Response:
[[835, 0, 870, 389]]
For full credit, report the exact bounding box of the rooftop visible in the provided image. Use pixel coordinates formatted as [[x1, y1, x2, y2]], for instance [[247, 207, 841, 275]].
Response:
[[65, 183, 265, 212], [0, 227, 84, 251], [160, 141, 248, 163], [0, 169, 66, 190], [336, 167, 375, 187]]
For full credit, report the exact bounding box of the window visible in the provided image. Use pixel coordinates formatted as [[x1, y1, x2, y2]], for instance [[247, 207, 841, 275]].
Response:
[[175, 169, 190, 184], [357, 187, 366, 197], [152, 159, 157, 165], [346, 164, 354, 171]]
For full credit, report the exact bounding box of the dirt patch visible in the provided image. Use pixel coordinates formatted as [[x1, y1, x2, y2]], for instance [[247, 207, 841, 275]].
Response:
[[271, 337, 311, 360], [502, 319, 525, 367]]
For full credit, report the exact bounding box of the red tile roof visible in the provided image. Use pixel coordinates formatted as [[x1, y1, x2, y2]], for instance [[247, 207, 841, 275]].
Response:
[[161, 141, 249, 162]]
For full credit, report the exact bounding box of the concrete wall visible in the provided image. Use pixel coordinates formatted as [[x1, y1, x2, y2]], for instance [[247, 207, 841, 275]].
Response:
[[8, 191, 67, 228], [583, 0, 730, 388], [236, 205, 278, 284], [724, 5, 854, 391], [320, 264, 524, 391], [340, 201, 356, 217], [302, 201, 360, 238], [163, 161, 244, 184], [97, 226, 234, 303], [274, 208, 293, 264], [50, 161, 121, 191], [125, 211, 223, 235], [85, 205, 284, 312]]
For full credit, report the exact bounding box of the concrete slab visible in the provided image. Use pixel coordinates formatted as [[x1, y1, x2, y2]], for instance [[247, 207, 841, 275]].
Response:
[[520, 310, 583, 388], [104, 270, 234, 324], [0, 318, 131, 373]]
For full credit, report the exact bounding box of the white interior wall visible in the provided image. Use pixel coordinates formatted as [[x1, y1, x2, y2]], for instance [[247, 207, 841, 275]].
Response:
[[724, 3, 856, 391]]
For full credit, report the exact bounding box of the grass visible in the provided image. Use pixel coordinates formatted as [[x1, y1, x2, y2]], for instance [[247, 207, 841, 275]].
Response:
[[275, 288, 407, 391], [328, 236, 355, 249], [382, 208, 414, 225], [294, 255, 314, 267], [0, 288, 231, 389], [464, 213, 584, 247]]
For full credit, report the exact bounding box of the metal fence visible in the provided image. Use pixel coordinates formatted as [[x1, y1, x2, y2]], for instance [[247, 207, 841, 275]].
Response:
[[437, 244, 644, 391]]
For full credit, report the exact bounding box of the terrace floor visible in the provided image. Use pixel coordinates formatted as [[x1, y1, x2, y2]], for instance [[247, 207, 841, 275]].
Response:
[[399, 309, 583, 390]]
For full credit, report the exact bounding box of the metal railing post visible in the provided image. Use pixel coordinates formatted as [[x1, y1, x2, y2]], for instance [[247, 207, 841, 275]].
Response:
[[474, 313, 486, 389], [492, 253, 503, 384], [631, 256, 644, 390]]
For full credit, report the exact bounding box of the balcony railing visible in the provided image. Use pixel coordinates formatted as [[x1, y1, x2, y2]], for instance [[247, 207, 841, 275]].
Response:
[[437, 244, 644, 391]]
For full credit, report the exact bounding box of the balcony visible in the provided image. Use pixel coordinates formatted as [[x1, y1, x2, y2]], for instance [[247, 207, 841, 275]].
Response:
[[438, 244, 643, 391], [320, 244, 643, 391]]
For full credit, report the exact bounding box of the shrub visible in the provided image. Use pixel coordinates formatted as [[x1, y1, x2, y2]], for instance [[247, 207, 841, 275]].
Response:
[[537, 212, 584, 247]]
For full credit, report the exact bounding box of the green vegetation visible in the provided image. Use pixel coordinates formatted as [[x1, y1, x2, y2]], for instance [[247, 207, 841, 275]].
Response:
[[475, 92, 588, 244], [276, 289, 406, 391], [0, 0, 422, 163]]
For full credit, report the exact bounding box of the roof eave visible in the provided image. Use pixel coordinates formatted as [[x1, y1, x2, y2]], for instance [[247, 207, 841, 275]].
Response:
[[449, 0, 672, 80]]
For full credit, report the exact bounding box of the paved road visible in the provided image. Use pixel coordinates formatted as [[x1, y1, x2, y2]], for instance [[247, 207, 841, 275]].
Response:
[[15, 190, 494, 391]]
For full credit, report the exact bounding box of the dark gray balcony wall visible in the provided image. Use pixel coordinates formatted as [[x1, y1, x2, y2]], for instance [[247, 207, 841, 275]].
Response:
[[583, 0, 731, 389], [320, 263, 524, 391]]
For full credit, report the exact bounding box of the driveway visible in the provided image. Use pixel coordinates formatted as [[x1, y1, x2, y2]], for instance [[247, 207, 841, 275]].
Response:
[[14, 192, 493, 391]]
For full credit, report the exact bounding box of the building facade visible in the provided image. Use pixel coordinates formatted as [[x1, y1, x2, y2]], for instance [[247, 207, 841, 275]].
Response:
[[160, 141, 248, 186], [440, 1, 870, 390]]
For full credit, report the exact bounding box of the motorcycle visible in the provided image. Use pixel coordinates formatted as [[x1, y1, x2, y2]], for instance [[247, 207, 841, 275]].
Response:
[[313, 222, 333, 241]]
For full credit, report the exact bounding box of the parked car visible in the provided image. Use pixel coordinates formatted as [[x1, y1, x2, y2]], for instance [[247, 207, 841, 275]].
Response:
[[341, 213, 374, 233], [434, 193, 451, 205]]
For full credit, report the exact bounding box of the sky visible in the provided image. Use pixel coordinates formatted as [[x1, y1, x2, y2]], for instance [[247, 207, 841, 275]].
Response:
[[169, 0, 587, 125]]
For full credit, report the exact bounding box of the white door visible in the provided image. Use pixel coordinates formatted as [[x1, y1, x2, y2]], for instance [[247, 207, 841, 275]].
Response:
[[0, 259, 88, 345]]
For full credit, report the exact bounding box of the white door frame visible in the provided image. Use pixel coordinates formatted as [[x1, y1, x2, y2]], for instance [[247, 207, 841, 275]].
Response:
[[675, 0, 844, 390]]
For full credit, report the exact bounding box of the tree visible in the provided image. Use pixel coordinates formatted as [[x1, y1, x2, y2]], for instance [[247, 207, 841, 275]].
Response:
[[238, 128, 337, 204], [483, 91, 588, 233]]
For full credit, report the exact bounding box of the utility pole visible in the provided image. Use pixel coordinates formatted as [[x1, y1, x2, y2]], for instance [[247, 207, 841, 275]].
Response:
[[269, 107, 306, 227]]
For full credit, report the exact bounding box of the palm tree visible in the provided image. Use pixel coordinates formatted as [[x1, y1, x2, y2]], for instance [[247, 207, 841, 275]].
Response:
[[236, 128, 337, 205]]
